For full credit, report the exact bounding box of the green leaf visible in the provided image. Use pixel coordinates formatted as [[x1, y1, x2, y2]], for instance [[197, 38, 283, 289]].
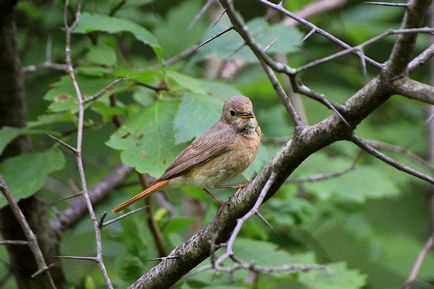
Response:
[[172, 77, 242, 144], [119, 256, 146, 283], [199, 17, 302, 63], [0, 127, 22, 155], [85, 44, 117, 66], [173, 93, 224, 144], [75, 12, 163, 62], [298, 262, 366, 289], [153, 1, 207, 57], [106, 99, 183, 177], [0, 148, 65, 208], [43, 75, 117, 112]]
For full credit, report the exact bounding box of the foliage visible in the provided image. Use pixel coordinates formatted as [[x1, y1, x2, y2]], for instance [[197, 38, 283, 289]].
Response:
[[0, 0, 432, 289]]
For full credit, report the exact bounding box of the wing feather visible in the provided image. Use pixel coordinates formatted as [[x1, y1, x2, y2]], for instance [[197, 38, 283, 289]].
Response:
[[159, 122, 236, 181]]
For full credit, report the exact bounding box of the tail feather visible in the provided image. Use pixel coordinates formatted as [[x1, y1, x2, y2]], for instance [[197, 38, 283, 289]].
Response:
[[112, 179, 169, 213]]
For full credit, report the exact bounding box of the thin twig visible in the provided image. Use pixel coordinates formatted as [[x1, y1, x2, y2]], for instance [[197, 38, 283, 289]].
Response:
[[46, 133, 77, 154], [408, 43, 434, 72], [297, 28, 434, 73], [84, 78, 128, 103], [102, 206, 147, 227], [351, 135, 434, 184], [367, 139, 434, 172], [188, 0, 216, 30], [402, 233, 434, 289], [64, 0, 113, 287], [259, 60, 304, 128], [164, 26, 234, 67], [52, 255, 98, 261], [365, 1, 408, 7], [256, 0, 383, 70], [0, 176, 57, 289], [0, 240, 29, 246], [287, 150, 361, 183]]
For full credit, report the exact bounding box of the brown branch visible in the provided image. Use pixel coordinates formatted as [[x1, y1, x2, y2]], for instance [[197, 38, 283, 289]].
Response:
[[287, 151, 361, 183], [0, 176, 57, 289], [401, 233, 434, 289], [351, 135, 434, 184], [392, 77, 434, 105], [127, 0, 431, 287], [367, 139, 434, 172], [51, 164, 132, 232], [365, 1, 408, 8], [138, 174, 167, 257], [0, 240, 29, 246], [256, 0, 383, 70], [282, 0, 347, 27], [408, 43, 434, 72], [84, 78, 128, 103], [64, 0, 113, 286], [258, 60, 304, 128]]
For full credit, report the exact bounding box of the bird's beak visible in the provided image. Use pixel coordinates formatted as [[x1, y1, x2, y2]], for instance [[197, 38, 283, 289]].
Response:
[[240, 111, 255, 119]]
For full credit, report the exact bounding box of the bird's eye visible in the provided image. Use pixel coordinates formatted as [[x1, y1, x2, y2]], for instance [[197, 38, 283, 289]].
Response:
[[229, 110, 235, 116]]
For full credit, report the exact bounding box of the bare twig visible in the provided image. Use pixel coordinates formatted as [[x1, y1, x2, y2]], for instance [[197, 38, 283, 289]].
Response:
[[282, 0, 347, 27], [367, 139, 434, 172], [0, 240, 29, 246], [188, 0, 215, 30], [164, 26, 234, 67], [297, 28, 434, 73], [0, 177, 57, 289], [46, 133, 77, 154], [53, 255, 98, 261], [63, 0, 113, 287], [351, 135, 434, 184], [402, 233, 434, 289], [259, 60, 304, 128], [365, 1, 408, 8], [52, 164, 132, 232], [256, 0, 383, 70], [84, 78, 128, 103], [102, 206, 147, 227], [287, 151, 361, 183], [408, 43, 434, 72]]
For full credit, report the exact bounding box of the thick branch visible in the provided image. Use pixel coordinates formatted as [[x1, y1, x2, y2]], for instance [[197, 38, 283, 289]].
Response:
[[128, 0, 430, 288], [392, 77, 434, 105]]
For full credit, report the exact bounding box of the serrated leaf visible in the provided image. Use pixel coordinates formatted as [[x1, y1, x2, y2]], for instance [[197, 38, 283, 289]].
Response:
[[106, 99, 183, 177], [75, 12, 163, 62], [173, 93, 224, 144], [0, 148, 65, 208], [0, 127, 22, 155], [43, 75, 117, 112], [234, 238, 295, 266], [298, 262, 366, 289], [85, 43, 117, 66], [153, 1, 206, 57], [199, 17, 302, 63], [172, 79, 242, 144], [119, 256, 146, 283]]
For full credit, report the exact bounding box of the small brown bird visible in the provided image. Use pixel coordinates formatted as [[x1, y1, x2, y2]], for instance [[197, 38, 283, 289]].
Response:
[[113, 95, 261, 212]]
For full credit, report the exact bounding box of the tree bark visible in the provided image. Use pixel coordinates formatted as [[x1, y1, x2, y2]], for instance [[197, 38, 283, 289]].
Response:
[[0, 1, 67, 288]]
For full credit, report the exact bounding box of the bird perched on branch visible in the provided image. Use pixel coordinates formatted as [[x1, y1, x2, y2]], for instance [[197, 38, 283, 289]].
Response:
[[113, 95, 261, 213]]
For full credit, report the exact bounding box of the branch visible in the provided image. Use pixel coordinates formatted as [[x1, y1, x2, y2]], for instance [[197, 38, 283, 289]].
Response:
[[128, 0, 431, 287], [0, 176, 57, 289], [392, 77, 434, 105], [51, 164, 132, 232], [351, 135, 434, 184], [282, 0, 347, 26], [408, 43, 434, 72], [256, 0, 382, 70], [64, 0, 114, 287], [401, 233, 434, 289], [84, 78, 128, 103]]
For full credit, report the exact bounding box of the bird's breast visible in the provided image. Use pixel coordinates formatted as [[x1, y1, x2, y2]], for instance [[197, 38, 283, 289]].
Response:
[[182, 130, 261, 188]]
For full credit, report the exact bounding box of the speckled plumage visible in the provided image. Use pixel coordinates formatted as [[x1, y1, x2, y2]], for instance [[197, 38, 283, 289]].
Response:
[[113, 95, 261, 212]]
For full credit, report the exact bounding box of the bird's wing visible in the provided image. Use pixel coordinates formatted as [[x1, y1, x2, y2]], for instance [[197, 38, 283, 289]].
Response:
[[159, 122, 236, 181]]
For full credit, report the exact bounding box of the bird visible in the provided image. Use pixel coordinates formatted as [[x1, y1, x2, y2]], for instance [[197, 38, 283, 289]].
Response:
[[112, 95, 261, 213]]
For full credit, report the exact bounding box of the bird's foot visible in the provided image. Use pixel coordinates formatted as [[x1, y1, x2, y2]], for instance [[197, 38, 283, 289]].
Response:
[[203, 188, 225, 207]]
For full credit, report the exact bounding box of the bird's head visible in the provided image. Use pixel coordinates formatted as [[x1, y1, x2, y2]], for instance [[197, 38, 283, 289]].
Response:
[[221, 95, 258, 133]]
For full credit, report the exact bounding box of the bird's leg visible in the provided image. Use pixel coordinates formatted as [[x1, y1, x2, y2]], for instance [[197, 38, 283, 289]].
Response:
[[203, 188, 225, 207], [210, 183, 248, 189]]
